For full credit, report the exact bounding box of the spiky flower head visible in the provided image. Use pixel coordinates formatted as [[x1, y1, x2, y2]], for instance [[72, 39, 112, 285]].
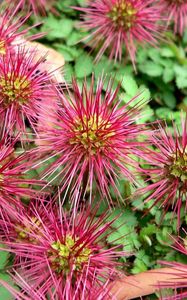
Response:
[[0, 125, 44, 210], [0, 201, 126, 299], [0, 4, 42, 56], [0, 270, 116, 300], [0, 47, 56, 133], [136, 115, 187, 229], [161, 0, 187, 35], [35, 76, 148, 205], [75, 0, 164, 67]]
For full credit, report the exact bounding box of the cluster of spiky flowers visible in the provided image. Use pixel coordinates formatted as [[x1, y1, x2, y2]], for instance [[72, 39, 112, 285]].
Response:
[[161, 0, 187, 35], [0, 3, 59, 134], [0, 199, 126, 299], [135, 115, 187, 228], [74, 0, 164, 67], [35, 76, 148, 206], [0, 1, 187, 299]]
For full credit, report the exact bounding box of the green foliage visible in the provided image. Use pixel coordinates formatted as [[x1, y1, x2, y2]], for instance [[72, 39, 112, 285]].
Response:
[[0, 274, 16, 299], [0, 247, 9, 270], [2, 2, 187, 299]]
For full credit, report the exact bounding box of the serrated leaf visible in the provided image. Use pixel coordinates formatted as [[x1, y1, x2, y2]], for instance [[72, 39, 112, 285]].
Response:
[[42, 17, 73, 40], [161, 47, 175, 58], [121, 75, 138, 96], [64, 64, 74, 81], [75, 55, 93, 78], [163, 67, 175, 83], [67, 31, 86, 46], [155, 107, 171, 119], [136, 48, 148, 64], [139, 61, 163, 77], [163, 91, 176, 109], [148, 48, 161, 62], [176, 76, 187, 89], [107, 208, 138, 227], [93, 56, 114, 78]]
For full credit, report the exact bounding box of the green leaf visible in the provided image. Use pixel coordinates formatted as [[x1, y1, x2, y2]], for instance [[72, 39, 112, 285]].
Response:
[[67, 31, 86, 46], [162, 91, 176, 109], [148, 48, 161, 62], [137, 86, 151, 103], [107, 208, 138, 227], [54, 45, 74, 61], [136, 48, 148, 64], [161, 47, 175, 58], [174, 65, 187, 88], [155, 107, 171, 119], [139, 61, 163, 77], [163, 67, 175, 83], [121, 75, 138, 96], [0, 248, 9, 270], [42, 17, 73, 40], [0, 274, 16, 299], [93, 56, 114, 78], [176, 76, 187, 89], [63, 64, 74, 81], [75, 55, 93, 78], [76, 0, 86, 6]]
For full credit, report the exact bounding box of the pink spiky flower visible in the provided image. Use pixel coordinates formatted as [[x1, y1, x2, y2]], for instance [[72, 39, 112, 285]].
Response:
[[0, 46, 57, 133], [0, 4, 43, 56], [161, 0, 187, 35], [135, 115, 187, 228], [74, 0, 164, 67], [0, 270, 116, 300], [0, 125, 44, 210], [35, 76, 148, 205], [158, 231, 187, 299], [0, 201, 126, 299]]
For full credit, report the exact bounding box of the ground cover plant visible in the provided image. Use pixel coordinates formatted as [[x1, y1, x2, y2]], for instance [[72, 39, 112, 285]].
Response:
[[0, 0, 187, 299]]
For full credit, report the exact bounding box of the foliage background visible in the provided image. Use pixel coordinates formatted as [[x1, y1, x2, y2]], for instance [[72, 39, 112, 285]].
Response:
[[1, 0, 187, 299]]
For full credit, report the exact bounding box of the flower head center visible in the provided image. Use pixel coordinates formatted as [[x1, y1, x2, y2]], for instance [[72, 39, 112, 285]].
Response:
[[169, 152, 187, 182], [108, 0, 137, 29], [70, 114, 114, 154], [0, 73, 31, 106], [48, 235, 91, 274]]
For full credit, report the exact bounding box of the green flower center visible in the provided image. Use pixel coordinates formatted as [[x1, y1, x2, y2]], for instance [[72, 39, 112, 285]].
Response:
[[48, 235, 91, 274], [0, 73, 31, 106], [108, 1, 137, 30], [70, 114, 114, 154], [169, 152, 187, 182]]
